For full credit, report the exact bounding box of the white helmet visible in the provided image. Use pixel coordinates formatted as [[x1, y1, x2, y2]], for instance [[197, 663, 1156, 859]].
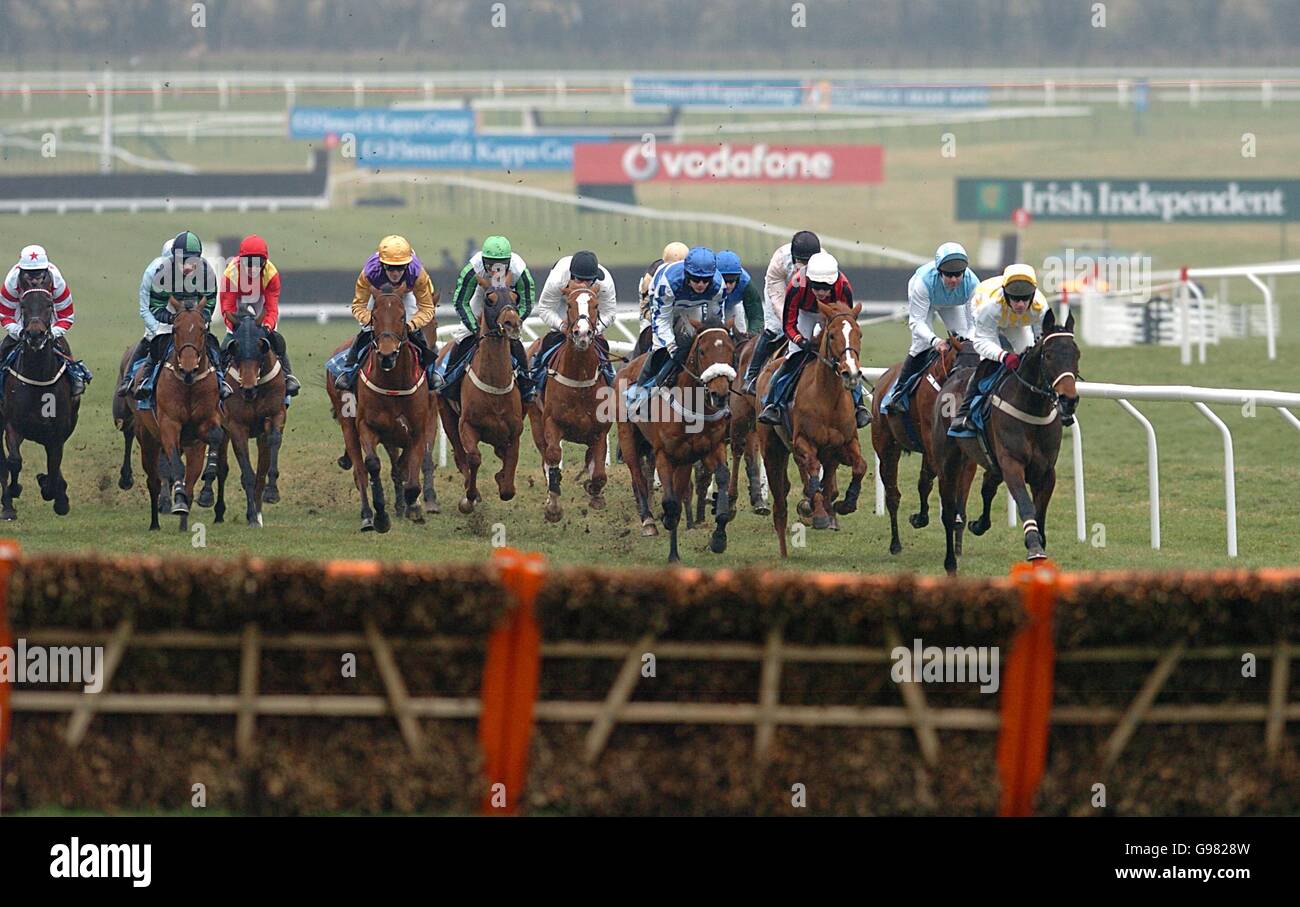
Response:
[[18, 244, 49, 270], [805, 251, 839, 285], [662, 241, 689, 264]]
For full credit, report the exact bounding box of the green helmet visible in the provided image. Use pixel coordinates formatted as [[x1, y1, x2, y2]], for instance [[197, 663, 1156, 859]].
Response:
[[481, 235, 512, 262], [171, 231, 202, 257]]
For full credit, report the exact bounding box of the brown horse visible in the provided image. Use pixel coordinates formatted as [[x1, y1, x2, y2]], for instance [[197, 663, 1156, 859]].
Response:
[[615, 316, 736, 562], [725, 333, 770, 518], [333, 289, 437, 532], [328, 322, 440, 520], [932, 309, 1080, 574], [438, 292, 524, 514], [207, 309, 288, 526], [870, 337, 966, 555], [526, 282, 610, 522], [0, 288, 82, 520], [127, 297, 222, 530], [757, 302, 870, 557]]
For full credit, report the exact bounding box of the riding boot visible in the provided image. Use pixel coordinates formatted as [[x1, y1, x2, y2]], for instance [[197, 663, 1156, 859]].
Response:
[[279, 351, 301, 397], [118, 336, 152, 396], [758, 356, 795, 425], [333, 330, 372, 390], [596, 335, 615, 385], [208, 334, 232, 400], [509, 338, 536, 403], [743, 329, 779, 395], [949, 363, 992, 434], [132, 335, 169, 400]]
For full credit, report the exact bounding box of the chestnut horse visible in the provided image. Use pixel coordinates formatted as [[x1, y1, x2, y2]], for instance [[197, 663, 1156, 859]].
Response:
[[438, 291, 524, 514], [127, 296, 222, 531], [932, 309, 1080, 574], [615, 316, 736, 563], [330, 289, 436, 532], [725, 333, 769, 518], [756, 302, 870, 557], [526, 282, 610, 522], [870, 336, 966, 555]]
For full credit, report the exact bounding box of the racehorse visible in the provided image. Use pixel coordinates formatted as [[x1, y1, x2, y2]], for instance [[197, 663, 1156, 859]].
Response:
[[932, 309, 1080, 574], [724, 333, 769, 518], [756, 301, 870, 557], [332, 289, 436, 532], [328, 322, 440, 521], [526, 282, 610, 522], [127, 296, 222, 530], [614, 316, 737, 562], [208, 307, 288, 526], [437, 287, 525, 515], [0, 288, 81, 520], [870, 336, 966, 555]]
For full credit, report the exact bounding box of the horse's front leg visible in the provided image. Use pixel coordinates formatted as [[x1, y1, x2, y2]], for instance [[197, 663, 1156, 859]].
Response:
[[118, 421, 135, 490], [4, 424, 23, 502], [0, 429, 12, 521], [358, 420, 389, 533], [228, 422, 259, 526], [180, 438, 207, 533], [542, 418, 564, 522], [1030, 464, 1056, 551], [197, 424, 222, 508], [999, 457, 1044, 559], [707, 444, 732, 554], [792, 436, 830, 530], [263, 412, 283, 504], [43, 437, 70, 515], [158, 417, 188, 515], [399, 439, 425, 525], [584, 426, 608, 509], [457, 418, 482, 514], [968, 470, 1002, 537]]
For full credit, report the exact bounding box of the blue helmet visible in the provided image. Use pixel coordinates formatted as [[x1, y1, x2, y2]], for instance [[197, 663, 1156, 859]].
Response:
[[934, 242, 968, 271], [715, 250, 743, 277], [683, 246, 717, 279]]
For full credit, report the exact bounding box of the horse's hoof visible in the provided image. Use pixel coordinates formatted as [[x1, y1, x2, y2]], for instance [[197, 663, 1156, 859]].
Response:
[[544, 506, 562, 523], [37, 474, 51, 500], [360, 516, 374, 532], [407, 508, 425, 524], [0, 509, 15, 521], [10, 483, 21, 498], [813, 513, 832, 530], [500, 490, 516, 502], [890, 540, 902, 555], [118, 474, 134, 491], [589, 495, 606, 510], [909, 512, 929, 529], [171, 500, 189, 515], [54, 499, 70, 516], [833, 500, 856, 515], [968, 518, 988, 536], [1027, 549, 1047, 561], [641, 519, 659, 537], [752, 501, 771, 516], [337, 455, 352, 470], [263, 487, 280, 505], [709, 532, 728, 554], [197, 488, 214, 508], [796, 499, 812, 518], [374, 511, 391, 534], [424, 500, 441, 515], [458, 497, 474, 514]]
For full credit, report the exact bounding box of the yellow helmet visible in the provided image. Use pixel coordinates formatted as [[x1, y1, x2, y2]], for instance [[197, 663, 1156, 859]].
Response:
[[378, 235, 413, 266], [1001, 263, 1038, 298], [662, 241, 689, 264]]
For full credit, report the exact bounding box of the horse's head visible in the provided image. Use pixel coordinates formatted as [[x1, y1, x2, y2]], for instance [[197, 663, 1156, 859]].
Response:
[[232, 307, 270, 399], [483, 291, 522, 342], [1039, 308, 1080, 422], [371, 289, 408, 372], [936, 334, 964, 382], [687, 316, 736, 409], [18, 288, 55, 351], [170, 296, 209, 383], [563, 281, 597, 351], [816, 300, 863, 391]]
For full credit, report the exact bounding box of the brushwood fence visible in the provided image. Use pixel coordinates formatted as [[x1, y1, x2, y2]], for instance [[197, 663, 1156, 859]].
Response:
[[0, 543, 1297, 816]]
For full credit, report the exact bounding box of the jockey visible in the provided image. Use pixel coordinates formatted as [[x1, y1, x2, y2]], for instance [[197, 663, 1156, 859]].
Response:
[[530, 250, 618, 391], [1, 244, 88, 396], [948, 263, 1048, 435], [219, 234, 300, 396], [634, 241, 689, 359], [716, 250, 763, 336], [743, 229, 820, 395], [758, 251, 871, 429], [629, 246, 726, 402], [440, 235, 538, 402], [883, 242, 979, 412], [121, 231, 228, 400], [333, 235, 438, 391]]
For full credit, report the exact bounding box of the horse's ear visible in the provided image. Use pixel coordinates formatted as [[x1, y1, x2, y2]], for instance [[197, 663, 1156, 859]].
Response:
[[1064, 310, 1075, 333], [815, 301, 834, 319], [851, 302, 862, 317], [1043, 307, 1057, 331]]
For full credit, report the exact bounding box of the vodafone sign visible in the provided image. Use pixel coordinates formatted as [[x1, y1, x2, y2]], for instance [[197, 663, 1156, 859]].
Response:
[[574, 142, 882, 184]]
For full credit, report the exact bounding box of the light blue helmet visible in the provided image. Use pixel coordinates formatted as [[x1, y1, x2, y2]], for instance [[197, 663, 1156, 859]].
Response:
[[715, 250, 743, 276], [684, 246, 717, 279], [935, 242, 968, 271]]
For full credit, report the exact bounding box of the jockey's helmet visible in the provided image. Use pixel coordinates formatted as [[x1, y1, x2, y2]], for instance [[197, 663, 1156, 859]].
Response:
[[482, 235, 512, 263], [805, 251, 839, 287], [935, 242, 969, 272], [716, 250, 743, 278], [790, 230, 821, 263], [378, 235, 413, 266], [18, 244, 49, 271], [171, 231, 203, 258], [684, 247, 717, 280], [239, 235, 270, 260], [1002, 263, 1038, 300], [570, 250, 601, 281], [661, 241, 689, 264]]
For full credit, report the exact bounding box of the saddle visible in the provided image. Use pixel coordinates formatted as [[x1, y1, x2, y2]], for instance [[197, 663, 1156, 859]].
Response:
[[946, 364, 1010, 468]]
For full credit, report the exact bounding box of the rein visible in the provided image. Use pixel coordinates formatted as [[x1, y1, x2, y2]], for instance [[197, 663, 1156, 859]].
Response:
[[1007, 331, 1076, 404]]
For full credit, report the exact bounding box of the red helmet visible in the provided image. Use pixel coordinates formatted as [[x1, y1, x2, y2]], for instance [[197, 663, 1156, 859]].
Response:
[[238, 235, 269, 259]]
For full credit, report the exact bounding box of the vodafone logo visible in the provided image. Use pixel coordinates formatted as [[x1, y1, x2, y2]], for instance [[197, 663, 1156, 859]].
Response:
[[577, 142, 882, 185]]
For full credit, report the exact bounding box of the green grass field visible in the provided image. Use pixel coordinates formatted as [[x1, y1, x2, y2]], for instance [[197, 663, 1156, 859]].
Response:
[[1, 97, 1298, 575]]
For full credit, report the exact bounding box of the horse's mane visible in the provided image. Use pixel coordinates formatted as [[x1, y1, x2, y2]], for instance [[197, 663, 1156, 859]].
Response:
[[700, 315, 725, 331]]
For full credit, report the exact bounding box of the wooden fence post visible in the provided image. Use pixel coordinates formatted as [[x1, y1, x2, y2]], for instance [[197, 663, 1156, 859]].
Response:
[[997, 559, 1061, 817], [479, 548, 545, 815]]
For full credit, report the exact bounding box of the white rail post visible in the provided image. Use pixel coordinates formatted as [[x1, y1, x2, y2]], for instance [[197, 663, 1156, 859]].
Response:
[[1262, 80, 1273, 108], [1178, 267, 1191, 366], [218, 77, 229, 110], [353, 78, 364, 107], [1192, 402, 1237, 557], [1117, 399, 1160, 549], [20, 82, 31, 113], [1280, 408, 1300, 433], [285, 79, 296, 112], [1245, 272, 1276, 361], [1183, 279, 1209, 364], [1189, 79, 1200, 107], [1070, 416, 1086, 543]]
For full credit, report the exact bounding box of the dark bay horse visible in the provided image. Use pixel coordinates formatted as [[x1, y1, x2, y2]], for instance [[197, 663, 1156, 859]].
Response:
[[932, 309, 1080, 574], [0, 288, 81, 519], [756, 302, 870, 557], [725, 332, 769, 518], [526, 282, 610, 522], [614, 317, 736, 562], [127, 297, 222, 530], [870, 336, 965, 555], [210, 309, 288, 526], [438, 291, 524, 515]]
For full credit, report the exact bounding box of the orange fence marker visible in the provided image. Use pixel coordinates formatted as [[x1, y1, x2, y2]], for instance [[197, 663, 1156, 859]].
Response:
[[0, 540, 19, 765], [997, 559, 1061, 817], [478, 547, 545, 816]]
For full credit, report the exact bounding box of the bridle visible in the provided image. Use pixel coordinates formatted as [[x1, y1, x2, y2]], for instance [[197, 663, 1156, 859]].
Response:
[[18, 288, 54, 352], [813, 311, 862, 387], [1009, 331, 1078, 404]]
